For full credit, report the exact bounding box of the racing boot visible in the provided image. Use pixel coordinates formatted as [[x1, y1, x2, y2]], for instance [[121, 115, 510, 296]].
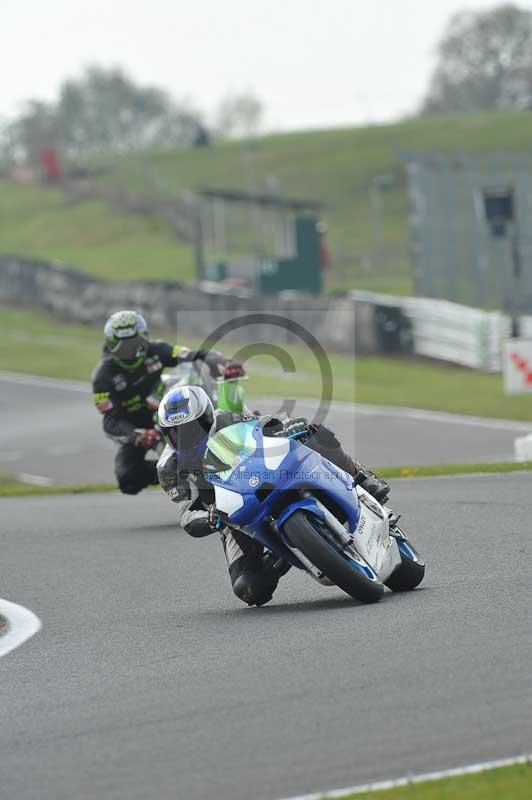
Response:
[[232, 569, 279, 607], [223, 529, 282, 607], [353, 462, 390, 505], [233, 550, 291, 607]]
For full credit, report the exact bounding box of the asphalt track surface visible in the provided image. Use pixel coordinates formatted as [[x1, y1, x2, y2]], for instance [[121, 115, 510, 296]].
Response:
[[2, 474, 532, 800], [1, 372, 530, 485]]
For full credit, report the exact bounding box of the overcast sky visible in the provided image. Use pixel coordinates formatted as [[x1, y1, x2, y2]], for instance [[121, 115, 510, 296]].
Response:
[[3, 0, 532, 131]]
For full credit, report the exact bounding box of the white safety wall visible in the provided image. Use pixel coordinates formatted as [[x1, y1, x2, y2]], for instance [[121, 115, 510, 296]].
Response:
[[352, 291, 519, 373]]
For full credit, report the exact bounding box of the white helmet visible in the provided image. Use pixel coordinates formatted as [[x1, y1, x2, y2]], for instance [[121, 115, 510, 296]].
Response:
[[158, 385, 215, 452]]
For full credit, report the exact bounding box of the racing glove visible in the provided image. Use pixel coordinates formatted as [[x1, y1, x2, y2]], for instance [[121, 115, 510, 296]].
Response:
[[207, 503, 224, 530], [202, 350, 229, 378], [282, 417, 309, 439], [145, 394, 160, 412], [183, 504, 221, 538], [134, 428, 161, 449], [223, 362, 246, 381]]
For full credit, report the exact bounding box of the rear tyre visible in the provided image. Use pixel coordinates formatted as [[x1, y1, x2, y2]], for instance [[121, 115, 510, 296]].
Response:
[[283, 511, 384, 604], [385, 527, 425, 592]]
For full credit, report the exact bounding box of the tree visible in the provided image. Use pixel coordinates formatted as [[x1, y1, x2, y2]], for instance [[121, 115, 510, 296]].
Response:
[[3, 101, 58, 163], [214, 92, 264, 139], [0, 66, 206, 164], [422, 4, 532, 113]]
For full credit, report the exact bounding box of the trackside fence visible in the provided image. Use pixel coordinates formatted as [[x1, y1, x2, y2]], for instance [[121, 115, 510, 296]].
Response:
[[352, 291, 515, 373]]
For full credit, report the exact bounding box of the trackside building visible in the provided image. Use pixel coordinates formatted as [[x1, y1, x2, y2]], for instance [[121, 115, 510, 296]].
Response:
[[402, 152, 532, 314]]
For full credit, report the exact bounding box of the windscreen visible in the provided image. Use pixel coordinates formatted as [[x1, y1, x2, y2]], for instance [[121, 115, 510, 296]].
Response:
[[110, 336, 146, 362], [202, 421, 257, 478]]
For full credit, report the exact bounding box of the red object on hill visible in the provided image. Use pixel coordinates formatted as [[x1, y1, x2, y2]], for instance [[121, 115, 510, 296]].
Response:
[[317, 221, 330, 270], [40, 147, 63, 181]]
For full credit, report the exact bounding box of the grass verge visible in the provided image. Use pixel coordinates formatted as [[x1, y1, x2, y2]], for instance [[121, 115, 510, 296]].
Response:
[[0, 475, 116, 498], [4, 303, 532, 421], [3, 461, 532, 498], [338, 762, 532, 800], [6, 111, 532, 292], [378, 460, 532, 479]]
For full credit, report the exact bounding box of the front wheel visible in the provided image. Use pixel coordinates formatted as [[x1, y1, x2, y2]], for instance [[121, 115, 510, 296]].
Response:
[[385, 526, 425, 592], [283, 511, 384, 604]]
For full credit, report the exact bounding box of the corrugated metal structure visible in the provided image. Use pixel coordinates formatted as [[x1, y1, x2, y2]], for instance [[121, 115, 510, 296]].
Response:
[[402, 152, 532, 313]]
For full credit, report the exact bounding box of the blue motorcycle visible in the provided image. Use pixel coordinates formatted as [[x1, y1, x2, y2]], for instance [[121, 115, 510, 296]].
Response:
[[202, 419, 425, 604]]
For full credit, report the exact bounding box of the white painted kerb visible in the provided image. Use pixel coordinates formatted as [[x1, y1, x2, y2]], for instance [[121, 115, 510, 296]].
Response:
[[277, 753, 532, 800], [0, 598, 41, 658]]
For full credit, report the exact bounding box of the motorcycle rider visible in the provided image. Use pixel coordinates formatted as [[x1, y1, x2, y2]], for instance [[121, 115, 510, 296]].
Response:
[[156, 385, 390, 607], [92, 310, 231, 495]]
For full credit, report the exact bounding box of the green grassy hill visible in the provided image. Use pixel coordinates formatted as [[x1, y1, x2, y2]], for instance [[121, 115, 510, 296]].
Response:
[[3, 111, 532, 292], [95, 110, 532, 292], [0, 182, 194, 282]]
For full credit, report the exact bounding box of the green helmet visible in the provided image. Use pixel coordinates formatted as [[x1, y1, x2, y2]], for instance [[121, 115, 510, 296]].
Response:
[[104, 310, 149, 369]]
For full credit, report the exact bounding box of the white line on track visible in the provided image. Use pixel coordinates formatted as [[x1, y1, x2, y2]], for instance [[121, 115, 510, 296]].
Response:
[[0, 599, 41, 659], [277, 753, 532, 800], [16, 472, 55, 487], [288, 398, 532, 432], [0, 370, 89, 393]]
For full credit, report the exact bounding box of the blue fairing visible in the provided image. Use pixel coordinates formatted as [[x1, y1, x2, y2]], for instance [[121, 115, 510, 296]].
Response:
[[204, 421, 361, 569], [397, 538, 416, 561]]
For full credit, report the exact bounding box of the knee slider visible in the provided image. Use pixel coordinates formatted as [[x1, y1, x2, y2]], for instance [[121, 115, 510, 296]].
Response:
[[232, 570, 278, 607], [118, 481, 141, 495]]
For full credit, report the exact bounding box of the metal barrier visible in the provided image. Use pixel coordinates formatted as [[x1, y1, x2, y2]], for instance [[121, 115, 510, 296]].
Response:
[[352, 291, 513, 372]]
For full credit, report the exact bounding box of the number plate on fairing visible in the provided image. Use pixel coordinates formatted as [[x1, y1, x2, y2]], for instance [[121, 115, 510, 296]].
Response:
[[353, 487, 401, 580]]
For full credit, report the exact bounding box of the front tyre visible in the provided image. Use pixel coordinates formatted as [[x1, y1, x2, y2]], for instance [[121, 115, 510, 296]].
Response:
[[283, 511, 384, 604], [385, 526, 425, 592]]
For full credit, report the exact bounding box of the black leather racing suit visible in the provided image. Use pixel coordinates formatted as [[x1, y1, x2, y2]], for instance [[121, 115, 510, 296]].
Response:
[[157, 412, 389, 606], [92, 341, 225, 494]]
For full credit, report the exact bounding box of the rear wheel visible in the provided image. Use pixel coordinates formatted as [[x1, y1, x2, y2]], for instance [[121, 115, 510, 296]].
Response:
[[385, 527, 425, 592], [283, 511, 384, 604]]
